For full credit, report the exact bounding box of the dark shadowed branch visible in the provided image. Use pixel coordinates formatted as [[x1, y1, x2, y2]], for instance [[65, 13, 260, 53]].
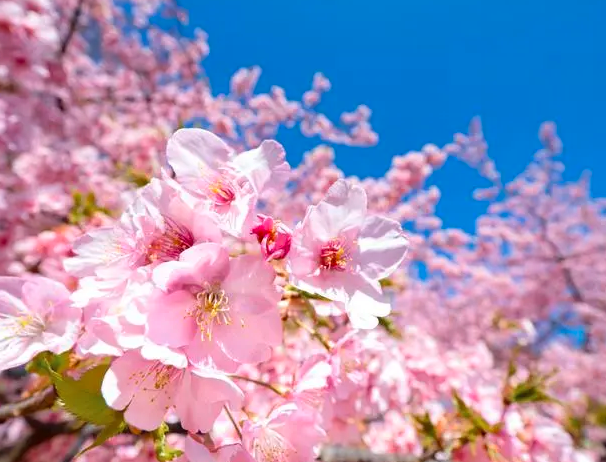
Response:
[[0, 387, 56, 424]]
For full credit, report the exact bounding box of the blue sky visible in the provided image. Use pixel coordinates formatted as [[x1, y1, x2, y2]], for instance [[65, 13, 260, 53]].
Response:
[[180, 0, 606, 232]]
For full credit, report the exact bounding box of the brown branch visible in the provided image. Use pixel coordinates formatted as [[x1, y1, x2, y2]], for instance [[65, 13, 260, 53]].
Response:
[[59, 0, 85, 57], [0, 420, 79, 462], [60, 424, 98, 462], [0, 387, 56, 424]]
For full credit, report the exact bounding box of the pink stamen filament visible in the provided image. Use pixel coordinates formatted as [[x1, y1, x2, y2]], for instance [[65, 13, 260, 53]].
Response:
[[189, 283, 232, 341], [146, 216, 194, 263], [319, 238, 350, 271]]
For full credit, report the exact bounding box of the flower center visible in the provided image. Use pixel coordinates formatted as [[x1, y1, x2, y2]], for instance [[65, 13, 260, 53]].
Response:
[[129, 362, 182, 400], [199, 170, 238, 207], [208, 180, 236, 206], [190, 283, 231, 341], [146, 216, 194, 264], [0, 313, 46, 340], [253, 428, 294, 462], [151, 364, 179, 390], [319, 238, 349, 271]]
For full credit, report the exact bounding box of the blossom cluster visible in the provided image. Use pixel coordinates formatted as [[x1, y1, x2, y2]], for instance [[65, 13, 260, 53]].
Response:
[[0, 128, 409, 462], [1, 1, 605, 462]]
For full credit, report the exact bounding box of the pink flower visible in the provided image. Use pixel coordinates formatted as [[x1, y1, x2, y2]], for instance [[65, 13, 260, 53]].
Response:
[[65, 179, 221, 280], [242, 402, 326, 462], [185, 437, 256, 462], [251, 214, 292, 261], [165, 128, 289, 235], [0, 276, 81, 371], [287, 179, 409, 329], [288, 355, 331, 411], [146, 243, 282, 371], [101, 349, 243, 433]]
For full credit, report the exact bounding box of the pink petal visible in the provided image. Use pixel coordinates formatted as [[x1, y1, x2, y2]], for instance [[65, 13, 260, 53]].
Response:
[[357, 215, 409, 280], [179, 243, 230, 283], [22, 277, 70, 317], [101, 351, 150, 411], [214, 322, 273, 365], [186, 337, 240, 373], [185, 436, 215, 462], [189, 369, 244, 408], [63, 227, 118, 277], [152, 243, 230, 290], [231, 140, 289, 193], [166, 128, 232, 180], [345, 277, 391, 329], [222, 255, 279, 308], [0, 282, 28, 316], [140, 343, 188, 369], [191, 209, 223, 244], [147, 291, 197, 348], [125, 382, 173, 431], [306, 180, 367, 241], [176, 377, 223, 433]]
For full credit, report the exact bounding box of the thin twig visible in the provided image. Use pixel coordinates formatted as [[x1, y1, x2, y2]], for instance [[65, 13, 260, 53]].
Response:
[[0, 387, 56, 424], [293, 317, 333, 351], [223, 405, 243, 440], [229, 374, 286, 397], [60, 424, 98, 462], [59, 0, 85, 57]]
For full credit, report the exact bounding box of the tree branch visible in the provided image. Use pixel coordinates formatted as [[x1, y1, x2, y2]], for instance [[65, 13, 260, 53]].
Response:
[[59, 0, 85, 57], [0, 387, 56, 424]]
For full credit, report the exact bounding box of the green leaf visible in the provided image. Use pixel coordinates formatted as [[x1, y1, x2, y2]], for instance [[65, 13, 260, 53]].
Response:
[[78, 417, 127, 457], [412, 412, 440, 450], [286, 285, 333, 302], [378, 315, 403, 340], [26, 351, 71, 376], [44, 361, 122, 426], [506, 358, 517, 379], [68, 190, 112, 224], [563, 414, 585, 445], [505, 371, 559, 405], [123, 167, 151, 187], [379, 278, 394, 288], [587, 399, 606, 427], [453, 390, 492, 434], [152, 422, 184, 461]]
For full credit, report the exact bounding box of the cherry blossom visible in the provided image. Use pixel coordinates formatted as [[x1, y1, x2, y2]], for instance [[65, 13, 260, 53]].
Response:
[[101, 349, 243, 433], [0, 276, 81, 370], [288, 179, 409, 328]]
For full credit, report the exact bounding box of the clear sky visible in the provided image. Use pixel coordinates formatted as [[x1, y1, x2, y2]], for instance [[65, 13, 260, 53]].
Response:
[[180, 0, 606, 231]]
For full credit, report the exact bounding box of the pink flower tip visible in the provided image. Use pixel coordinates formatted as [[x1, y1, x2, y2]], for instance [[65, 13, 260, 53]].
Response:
[[251, 214, 292, 261]]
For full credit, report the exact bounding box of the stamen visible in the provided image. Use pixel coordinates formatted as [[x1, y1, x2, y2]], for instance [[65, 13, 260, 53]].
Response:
[[128, 362, 181, 400], [188, 283, 232, 341], [319, 238, 350, 271], [253, 428, 295, 462], [146, 216, 194, 263], [0, 313, 46, 351], [199, 170, 238, 207]]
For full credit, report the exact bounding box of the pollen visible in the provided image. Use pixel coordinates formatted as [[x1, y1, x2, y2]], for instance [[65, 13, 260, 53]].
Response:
[[190, 282, 232, 341], [253, 428, 295, 462], [319, 238, 350, 271], [145, 216, 194, 264], [208, 180, 236, 206], [199, 170, 238, 207]]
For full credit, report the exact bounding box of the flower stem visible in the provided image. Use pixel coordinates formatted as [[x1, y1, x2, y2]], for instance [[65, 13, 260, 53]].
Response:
[[223, 405, 243, 440], [293, 317, 332, 351], [229, 375, 286, 397]]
